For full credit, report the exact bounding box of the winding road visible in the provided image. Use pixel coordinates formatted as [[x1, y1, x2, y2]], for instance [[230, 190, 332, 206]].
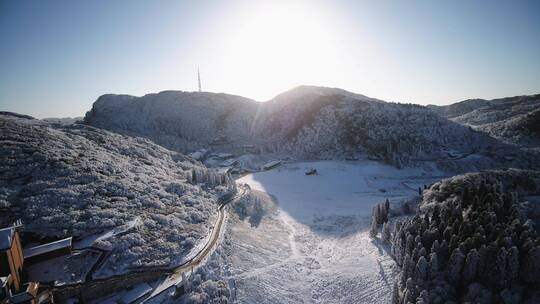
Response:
[[142, 187, 245, 301]]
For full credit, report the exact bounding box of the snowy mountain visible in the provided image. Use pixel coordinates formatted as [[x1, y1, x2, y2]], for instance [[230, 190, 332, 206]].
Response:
[[429, 94, 540, 147], [83, 86, 538, 170], [0, 112, 233, 278], [252, 86, 482, 165], [84, 91, 258, 153]]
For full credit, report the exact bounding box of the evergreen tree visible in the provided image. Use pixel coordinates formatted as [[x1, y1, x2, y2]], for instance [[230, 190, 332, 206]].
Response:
[[494, 247, 507, 288], [191, 169, 197, 184], [463, 248, 479, 283], [447, 248, 465, 284], [506, 246, 519, 283], [521, 246, 540, 284], [404, 278, 417, 304], [401, 254, 412, 287], [428, 252, 439, 280], [430, 240, 439, 255], [382, 222, 392, 244], [416, 290, 429, 304], [415, 256, 429, 282], [391, 281, 400, 304], [379, 203, 388, 223], [370, 211, 378, 238]]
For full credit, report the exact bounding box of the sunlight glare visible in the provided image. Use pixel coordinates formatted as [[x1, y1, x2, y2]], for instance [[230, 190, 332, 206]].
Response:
[[214, 1, 349, 100]]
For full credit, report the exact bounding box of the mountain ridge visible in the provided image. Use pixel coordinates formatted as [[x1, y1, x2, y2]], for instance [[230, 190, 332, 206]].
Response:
[[429, 94, 540, 146], [83, 86, 540, 172]]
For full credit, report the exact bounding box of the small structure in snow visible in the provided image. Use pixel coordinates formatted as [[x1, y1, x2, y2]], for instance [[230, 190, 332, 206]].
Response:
[[189, 149, 209, 161], [220, 159, 239, 167], [242, 145, 256, 153], [504, 155, 514, 161], [1, 225, 24, 294], [216, 167, 233, 175], [213, 152, 234, 160], [261, 160, 281, 171], [172, 279, 186, 299], [1, 221, 57, 304], [23, 238, 72, 264], [305, 169, 318, 175], [210, 135, 231, 146], [231, 167, 243, 175]]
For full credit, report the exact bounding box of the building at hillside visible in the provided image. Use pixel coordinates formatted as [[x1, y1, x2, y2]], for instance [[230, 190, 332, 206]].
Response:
[[1, 224, 24, 294], [0, 221, 69, 304]]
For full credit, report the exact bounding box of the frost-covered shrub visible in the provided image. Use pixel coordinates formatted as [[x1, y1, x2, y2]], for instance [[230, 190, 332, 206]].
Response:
[[184, 280, 230, 304], [232, 189, 276, 227], [175, 243, 232, 304]]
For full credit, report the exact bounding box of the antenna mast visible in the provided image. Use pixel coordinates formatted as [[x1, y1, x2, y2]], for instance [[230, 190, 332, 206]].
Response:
[[197, 67, 202, 92]]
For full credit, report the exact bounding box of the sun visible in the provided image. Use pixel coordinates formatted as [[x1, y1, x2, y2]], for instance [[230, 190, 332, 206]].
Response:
[[213, 1, 348, 100]]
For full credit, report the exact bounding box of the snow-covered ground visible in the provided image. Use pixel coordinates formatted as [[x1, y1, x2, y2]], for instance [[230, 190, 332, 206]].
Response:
[[226, 160, 443, 303], [237, 161, 441, 223]]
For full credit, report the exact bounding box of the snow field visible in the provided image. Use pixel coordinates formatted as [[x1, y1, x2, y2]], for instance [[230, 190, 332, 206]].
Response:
[[225, 161, 441, 303]]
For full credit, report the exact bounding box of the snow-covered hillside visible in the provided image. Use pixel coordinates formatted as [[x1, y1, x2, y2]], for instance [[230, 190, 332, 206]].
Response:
[[429, 94, 540, 147], [84, 91, 259, 153], [253, 87, 482, 165], [392, 169, 540, 303], [0, 113, 233, 278], [82, 86, 538, 170]]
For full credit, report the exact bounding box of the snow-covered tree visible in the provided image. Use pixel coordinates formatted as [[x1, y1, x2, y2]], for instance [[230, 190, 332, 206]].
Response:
[[391, 170, 540, 302], [428, 252, 439, 280], [447, 248, 465, 285], [369, 211, 378, 238], [506, 246, 519, 283], [403, 278, 417, 304], [521, 246, 540, 284], [415, 256, 429, 282], [463, 248, 479, 283], [494, 247, 508, 288], [382, 222, 391, 244], [416, 290, 429, 304], [401, 254, 412, 287]]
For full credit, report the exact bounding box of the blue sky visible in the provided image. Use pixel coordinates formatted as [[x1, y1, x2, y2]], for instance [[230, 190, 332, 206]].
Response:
[[1, 0, 539, 118]]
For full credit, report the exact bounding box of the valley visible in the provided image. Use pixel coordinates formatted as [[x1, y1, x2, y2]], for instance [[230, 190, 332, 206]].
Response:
[[2, 87, 540, 304], [2, 2, 540, 303], [224, 161, 441, 303]]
